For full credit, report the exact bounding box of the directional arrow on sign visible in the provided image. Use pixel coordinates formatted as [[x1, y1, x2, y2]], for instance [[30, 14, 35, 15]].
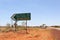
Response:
[[11, 14, 16, 21]]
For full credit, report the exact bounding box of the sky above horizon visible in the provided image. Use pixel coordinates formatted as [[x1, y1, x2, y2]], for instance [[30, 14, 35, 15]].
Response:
[[0, 0, 60, 26]]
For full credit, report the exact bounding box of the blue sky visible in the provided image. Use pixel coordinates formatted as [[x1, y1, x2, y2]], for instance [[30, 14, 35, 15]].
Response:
[[0, 0, 60, 26]]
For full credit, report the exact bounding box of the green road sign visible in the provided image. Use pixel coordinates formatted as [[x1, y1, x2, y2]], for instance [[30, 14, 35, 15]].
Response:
[[11, 13, 31, 21]]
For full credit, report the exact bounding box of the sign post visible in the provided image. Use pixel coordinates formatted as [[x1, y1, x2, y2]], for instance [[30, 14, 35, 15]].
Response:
[[26, 20, 27, 33], [11, 13, 31, 33], [14, 20, 17, 31]]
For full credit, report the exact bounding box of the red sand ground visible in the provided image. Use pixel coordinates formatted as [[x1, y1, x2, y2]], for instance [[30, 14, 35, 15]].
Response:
[[0, 28, 60, 40]]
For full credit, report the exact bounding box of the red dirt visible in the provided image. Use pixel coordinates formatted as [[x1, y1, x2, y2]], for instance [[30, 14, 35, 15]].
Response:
[[0, 28, 60, 40]]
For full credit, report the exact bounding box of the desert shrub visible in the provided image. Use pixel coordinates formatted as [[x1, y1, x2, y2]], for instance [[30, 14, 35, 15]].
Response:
[[51, 26, 60, 28]]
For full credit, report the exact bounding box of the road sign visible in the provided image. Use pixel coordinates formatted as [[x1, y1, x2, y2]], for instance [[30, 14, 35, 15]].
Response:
[[11, 13, 31, 21], [11, 13, 31, 33]]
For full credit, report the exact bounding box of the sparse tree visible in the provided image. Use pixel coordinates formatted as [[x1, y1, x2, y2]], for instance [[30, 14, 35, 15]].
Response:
[[40, 24, 47, 28], [6, 23, 10, 27], [22, 21, 26, 26]]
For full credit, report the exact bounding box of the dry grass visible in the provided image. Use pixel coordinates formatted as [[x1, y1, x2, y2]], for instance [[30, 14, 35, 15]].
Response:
[[0, 27, 59, 40]]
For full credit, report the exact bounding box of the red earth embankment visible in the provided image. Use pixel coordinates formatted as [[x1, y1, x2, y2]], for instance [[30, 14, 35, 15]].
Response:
[[0, 28, 59, 40]]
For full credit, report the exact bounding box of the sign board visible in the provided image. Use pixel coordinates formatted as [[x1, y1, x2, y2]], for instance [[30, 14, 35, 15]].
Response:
[[11, 13, 31, 21]]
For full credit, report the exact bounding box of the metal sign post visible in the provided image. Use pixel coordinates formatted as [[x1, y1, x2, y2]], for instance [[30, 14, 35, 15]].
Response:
[[14, 20, 17, 31], [26, 20, 28, 34]]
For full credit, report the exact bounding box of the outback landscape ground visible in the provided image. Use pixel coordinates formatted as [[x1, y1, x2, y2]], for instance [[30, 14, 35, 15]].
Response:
[[0, 26, 60, 40]]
